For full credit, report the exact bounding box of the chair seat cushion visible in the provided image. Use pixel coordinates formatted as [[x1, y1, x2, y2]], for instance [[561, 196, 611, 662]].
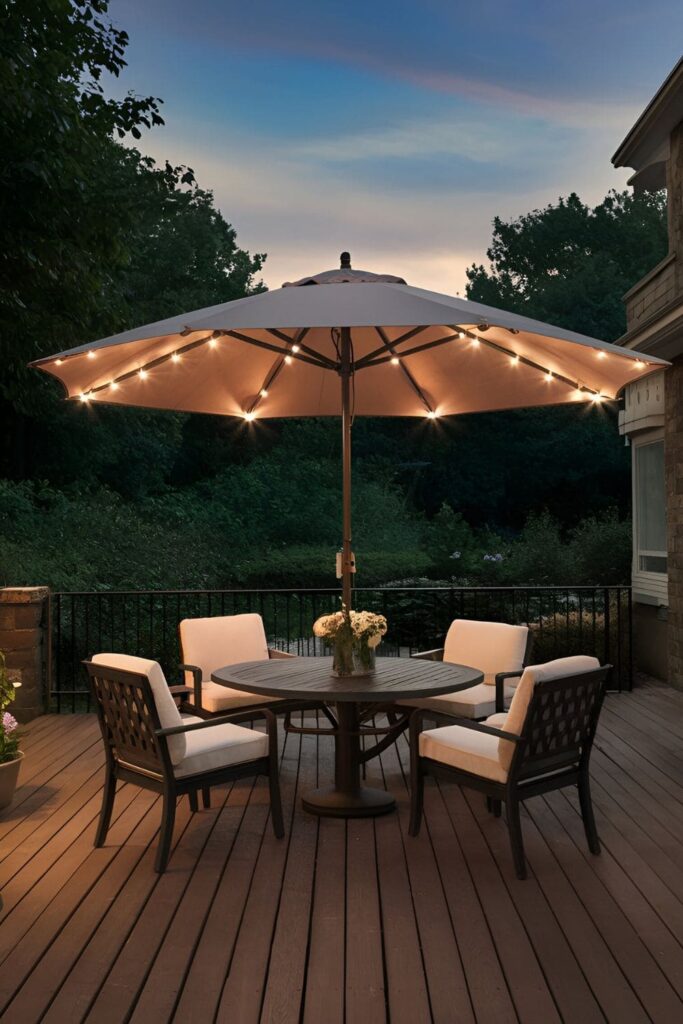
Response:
[[397, 682, 517, 719], [484, 712, 508, 729], [188, 681, 280, 714], [174, 716, 269, 778], [419, 723, 508, 783]]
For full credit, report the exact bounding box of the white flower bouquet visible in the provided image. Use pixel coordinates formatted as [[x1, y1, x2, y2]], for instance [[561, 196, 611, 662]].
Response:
[[313, 607, 387, 676]]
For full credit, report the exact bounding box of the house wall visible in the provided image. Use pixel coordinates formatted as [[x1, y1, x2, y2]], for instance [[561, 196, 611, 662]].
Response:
[[665, 355, 683, 688]]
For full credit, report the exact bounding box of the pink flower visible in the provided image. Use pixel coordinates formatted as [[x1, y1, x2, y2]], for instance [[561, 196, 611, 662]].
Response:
[[2, 712, 17, 734]]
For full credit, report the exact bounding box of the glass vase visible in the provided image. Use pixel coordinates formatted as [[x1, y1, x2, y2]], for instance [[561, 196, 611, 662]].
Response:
[[332, 638, 376, 677]]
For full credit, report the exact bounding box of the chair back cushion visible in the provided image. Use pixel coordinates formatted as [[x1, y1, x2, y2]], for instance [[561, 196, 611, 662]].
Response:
[[500, 655, 601, 771], [180, 614, 269, 684], [92, 653, 186, 765], [443, 619, 528, 685]]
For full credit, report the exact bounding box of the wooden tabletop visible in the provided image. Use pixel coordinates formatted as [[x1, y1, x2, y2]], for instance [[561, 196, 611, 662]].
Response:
[[211, 655, 483, 702]]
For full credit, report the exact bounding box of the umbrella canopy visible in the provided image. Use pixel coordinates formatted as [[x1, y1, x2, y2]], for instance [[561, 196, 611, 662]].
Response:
[[31, 253, 667, 607]]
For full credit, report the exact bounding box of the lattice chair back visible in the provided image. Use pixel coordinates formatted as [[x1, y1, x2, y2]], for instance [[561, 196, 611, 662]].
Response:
[[86, 654, 184, 778], [511, 658, 609, 781]]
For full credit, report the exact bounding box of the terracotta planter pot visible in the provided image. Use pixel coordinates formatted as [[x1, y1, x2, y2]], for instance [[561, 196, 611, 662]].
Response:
[[0, 751, 24, 811]]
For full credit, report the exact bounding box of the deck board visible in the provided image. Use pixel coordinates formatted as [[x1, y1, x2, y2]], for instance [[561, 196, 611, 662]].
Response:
[[2, 687, 683, 1023]]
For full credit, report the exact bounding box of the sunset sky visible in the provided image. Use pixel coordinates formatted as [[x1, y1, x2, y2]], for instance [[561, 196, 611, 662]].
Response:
[[110, 0, 683, 294]]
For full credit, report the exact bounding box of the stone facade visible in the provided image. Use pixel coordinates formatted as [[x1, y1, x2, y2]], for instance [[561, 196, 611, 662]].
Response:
[[0, 587, 49, 721]]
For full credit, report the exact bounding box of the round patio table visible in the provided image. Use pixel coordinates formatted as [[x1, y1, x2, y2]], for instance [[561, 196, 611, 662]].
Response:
[[212, 656, 483, 819]]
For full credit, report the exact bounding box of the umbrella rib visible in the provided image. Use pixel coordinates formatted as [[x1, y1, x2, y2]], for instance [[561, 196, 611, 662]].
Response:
[[353, 325, 429, 370], [245, 329, 323, 416], [362, 330, 463, 366], [224, 330, 332, 370], [266, 329, 339, 371], [372, 326, 433, 413]]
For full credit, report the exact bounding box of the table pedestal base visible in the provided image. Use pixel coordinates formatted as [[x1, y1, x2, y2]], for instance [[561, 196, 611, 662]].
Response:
[[302, 786, 395, 818]]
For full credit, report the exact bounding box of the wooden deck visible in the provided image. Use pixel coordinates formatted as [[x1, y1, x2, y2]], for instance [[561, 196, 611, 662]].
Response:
[[1, 679, 683, 1023]]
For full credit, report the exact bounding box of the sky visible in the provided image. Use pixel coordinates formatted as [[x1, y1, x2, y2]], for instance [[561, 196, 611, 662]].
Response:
[[109, 0, 683, 294]]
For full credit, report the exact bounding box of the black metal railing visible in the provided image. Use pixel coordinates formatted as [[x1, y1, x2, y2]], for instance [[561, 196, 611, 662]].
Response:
[[47, 585, 632, 711]]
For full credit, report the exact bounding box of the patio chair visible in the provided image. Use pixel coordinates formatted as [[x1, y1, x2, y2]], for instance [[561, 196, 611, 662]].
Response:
[[408, 655, 609, 879], [86, 653, 284, 873], [398, 619, 532, 720], [178, 613, 322, 719]]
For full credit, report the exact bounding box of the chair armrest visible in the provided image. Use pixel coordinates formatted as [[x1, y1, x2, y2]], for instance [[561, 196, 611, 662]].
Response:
[[410, 648, 445, 662], [156, 705, 276, 737], [495, 670, 523, 713], [179, 663, 202, 709], [447, 717, 521, 743], [169, 684, 193, 703], [268, 648, 296, 659]]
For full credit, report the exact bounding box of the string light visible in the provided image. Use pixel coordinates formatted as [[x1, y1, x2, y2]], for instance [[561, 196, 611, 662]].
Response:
[[171, 352, 181, 363], [209, 338, 218, 349], [259, 388, 268, 397], [55, 359, 63, 366], [109, 381, 119, 391], [635, 359, 645, 368], [471, 337, 480, 347], [426, 410, 438, 419], [511, 354, 519, 365], [284, 355, 292, 365], [591, 393, 604, 403], [243, 411, 255, 421], [87, 351, 96, 360], [545, 371, 553, 382], [79, 392, 91, 403], [391, 356, 400, 366], [138, 369, 148, 380], [597, 351, 607, 360], [457, 332, 465, 339], [291, 344, 300, 353]]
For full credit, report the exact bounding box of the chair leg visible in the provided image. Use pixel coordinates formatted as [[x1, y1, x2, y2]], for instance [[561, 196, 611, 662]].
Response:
[[578, 771, 601, 855], [155, 792, 176, 873], [188, 790, 198, 813], [95, 764, 116, 847], [202, 786, 211, 809], [269, 768, 285, 838], [506, 795, 527, 880], [409, 762, 425, 836]]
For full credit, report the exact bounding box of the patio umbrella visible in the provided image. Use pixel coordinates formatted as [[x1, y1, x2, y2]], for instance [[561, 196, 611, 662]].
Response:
[[31, 252, 666, 609]]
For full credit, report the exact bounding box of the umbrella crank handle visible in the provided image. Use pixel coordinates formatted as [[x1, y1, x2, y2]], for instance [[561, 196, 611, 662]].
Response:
[[335, 550, 356, 577]]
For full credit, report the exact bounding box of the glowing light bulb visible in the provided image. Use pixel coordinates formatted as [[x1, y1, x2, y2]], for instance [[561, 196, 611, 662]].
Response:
[[209, 338, 218, 349], [284, 355, 292, 365], [591, 393, 604, 403], [545, 371, 553, 382], [171, 352, 181, 363], [259, 388, 268, 397], [457, 332, 465, 339], [243, 411, 255, 421], [291, 344, 300, 353], [573, 389, 584, 401], [79, 392, 91, 403], [471, 337, 480, 347], [426, 410, 438, 419], [109, 381, 119, 391], [87, 351, 96, 360], [511, 354, 519, 365], [597, 351, 607, 360], [635, 359, 645, 368], [55, 359, 63, 366], [391, 356, 400, 366], [138, 369, 148, 380]]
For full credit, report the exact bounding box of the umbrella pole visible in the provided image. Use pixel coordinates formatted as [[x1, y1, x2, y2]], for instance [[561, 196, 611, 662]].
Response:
[[341, 327, 353, 611]]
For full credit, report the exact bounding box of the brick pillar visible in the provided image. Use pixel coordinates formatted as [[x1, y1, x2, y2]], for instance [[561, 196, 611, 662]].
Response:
[[665, 359, 683, 688], [0, 587, 49, 722]]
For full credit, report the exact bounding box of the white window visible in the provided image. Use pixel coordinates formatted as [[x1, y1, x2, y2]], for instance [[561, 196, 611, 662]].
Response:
[[635, 439, 667, 574]]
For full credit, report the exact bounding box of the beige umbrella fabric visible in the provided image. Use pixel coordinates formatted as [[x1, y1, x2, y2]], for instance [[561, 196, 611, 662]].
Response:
[[31, 253, 668, 605]]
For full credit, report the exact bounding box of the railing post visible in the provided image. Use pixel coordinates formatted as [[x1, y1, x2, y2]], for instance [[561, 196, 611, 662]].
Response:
[[0, 587, 50, 722]]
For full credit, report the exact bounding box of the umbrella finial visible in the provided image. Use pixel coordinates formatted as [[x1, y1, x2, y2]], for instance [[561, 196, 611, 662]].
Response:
[[340, 251, 352, 269]]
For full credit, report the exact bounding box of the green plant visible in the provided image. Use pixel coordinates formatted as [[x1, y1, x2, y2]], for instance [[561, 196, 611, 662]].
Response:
[[0, 651, 20, 764]]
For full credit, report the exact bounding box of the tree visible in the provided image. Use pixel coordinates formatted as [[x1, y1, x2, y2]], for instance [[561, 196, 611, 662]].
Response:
[[466, 190, 667, 341]]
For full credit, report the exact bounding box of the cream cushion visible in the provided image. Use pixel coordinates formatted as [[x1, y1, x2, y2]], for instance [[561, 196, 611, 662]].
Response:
[[397, 682, 517, 720], [419, 724, 507, 783], [180, 613, 279, 713], [420, 655, 601, 781], [92, 653, 186, 765], [499, 655, 601, 771], [174, 715, 269, 778], [443, 619, 528, 686]]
